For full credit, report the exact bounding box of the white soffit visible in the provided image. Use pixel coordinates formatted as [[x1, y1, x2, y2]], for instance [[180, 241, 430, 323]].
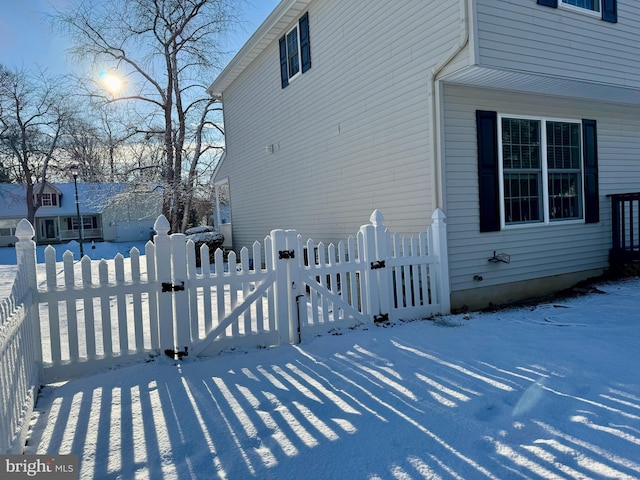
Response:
[[442, 66, 640, 107]]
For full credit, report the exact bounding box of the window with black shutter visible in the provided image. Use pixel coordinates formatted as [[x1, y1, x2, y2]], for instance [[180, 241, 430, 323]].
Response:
[[538, 0, 617, 23], [477, 110, 599, 231], [279, 12, 311, 88]]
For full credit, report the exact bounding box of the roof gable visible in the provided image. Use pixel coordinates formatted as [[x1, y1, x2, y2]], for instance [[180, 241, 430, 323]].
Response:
[[208, 0, 313, 97], [34, 182, 63, 196]]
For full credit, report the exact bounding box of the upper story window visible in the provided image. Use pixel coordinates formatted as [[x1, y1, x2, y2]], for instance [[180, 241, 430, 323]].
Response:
[[286, 26, 300, 79], [562, 0, 599, 12], [537, 0, 616, 23], [279, 12, 311, 89], [40, 192, 58, 207]]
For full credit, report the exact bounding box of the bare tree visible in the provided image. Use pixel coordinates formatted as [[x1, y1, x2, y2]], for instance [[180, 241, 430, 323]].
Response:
[[0, 65, 74, 224], [55, 0, 235, 231]]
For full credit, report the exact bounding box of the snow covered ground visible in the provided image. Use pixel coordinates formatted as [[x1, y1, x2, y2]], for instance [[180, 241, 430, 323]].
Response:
[[2, 244, 640, 479]]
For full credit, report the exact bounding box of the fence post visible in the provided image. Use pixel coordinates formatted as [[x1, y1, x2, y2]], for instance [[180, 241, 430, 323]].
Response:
[[371, 210, 391, 321], [286, 230, 302, 344], [14, 219, 42, 376], [271, 229, 291, 345], [360, 210, 390, 322], [360, 210, 392, 322], [153, 215, 175, 355], [171, 233, 191, 356], [431, 208, 451, 314]]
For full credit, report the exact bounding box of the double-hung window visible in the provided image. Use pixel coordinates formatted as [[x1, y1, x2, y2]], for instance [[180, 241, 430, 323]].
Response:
[[562, 0, 600, 12], [476, 111, 599, 233], [279, 12, 311, 88], [286, 26, 300, 79], [537, 0, 617, 23], [40, 193, 58, 206], [500, 117, 583, 226]]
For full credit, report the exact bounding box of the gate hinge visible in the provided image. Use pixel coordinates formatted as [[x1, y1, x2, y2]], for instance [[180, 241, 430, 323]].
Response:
[[279, 250, 295, 259], [165, 346, 189, 360], [374, 313, 389, 323], [370, 260, 386, 270], [161, 281, 185, 292]]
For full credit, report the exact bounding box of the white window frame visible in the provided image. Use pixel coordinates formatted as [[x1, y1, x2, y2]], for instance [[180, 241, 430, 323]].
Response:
[[213, 178, 232, 227], [284, 24, 302, 83], [40, 193, 57, 207], [559, 0, 601, 18], [498, 114, 586, 230]]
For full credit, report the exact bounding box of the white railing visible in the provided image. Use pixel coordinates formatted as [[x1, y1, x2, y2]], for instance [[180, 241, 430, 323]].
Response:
[[59, 227, 102, 241], [0, 220, 42, 454]]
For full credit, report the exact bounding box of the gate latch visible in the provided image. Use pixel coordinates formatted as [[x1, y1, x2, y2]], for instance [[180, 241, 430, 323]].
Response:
[[279, 250, 295, 259], [162, 281, 185, 292], [370, 260, 386, 270]]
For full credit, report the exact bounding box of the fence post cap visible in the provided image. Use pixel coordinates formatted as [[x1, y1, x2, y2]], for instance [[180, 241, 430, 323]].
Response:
[[15, 218, 35, 240], [370, 209, 384, 227], [431, 208, 447, 221], [154, 215, 170, 234]]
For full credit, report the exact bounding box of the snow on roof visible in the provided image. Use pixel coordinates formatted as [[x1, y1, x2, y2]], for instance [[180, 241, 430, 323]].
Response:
[[0, 182, 130, 218]]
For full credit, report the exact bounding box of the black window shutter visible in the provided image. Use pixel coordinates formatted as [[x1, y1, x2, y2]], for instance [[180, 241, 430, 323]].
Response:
[[279, 35, 289, 89], [602, 0, 617, 23], [299, 12, 311, 73], [537, 0, 558, 7], [582, 119, 599, 223], [476, 110, 501, 232]]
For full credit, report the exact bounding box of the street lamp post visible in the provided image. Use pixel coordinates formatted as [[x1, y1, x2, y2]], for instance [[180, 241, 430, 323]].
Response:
[[69, 165, 84, 258]]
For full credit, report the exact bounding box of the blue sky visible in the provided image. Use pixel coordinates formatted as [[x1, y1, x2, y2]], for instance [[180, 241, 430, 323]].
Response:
[[0, 0, 280, 77]]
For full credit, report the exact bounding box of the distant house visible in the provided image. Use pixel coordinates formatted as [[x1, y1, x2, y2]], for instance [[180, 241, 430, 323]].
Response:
[[208, 0, 639, 310], [0, 182, 162, 247]]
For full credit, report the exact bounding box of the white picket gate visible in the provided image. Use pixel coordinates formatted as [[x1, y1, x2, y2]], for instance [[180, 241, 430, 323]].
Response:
[[2, 209, 450, 389]]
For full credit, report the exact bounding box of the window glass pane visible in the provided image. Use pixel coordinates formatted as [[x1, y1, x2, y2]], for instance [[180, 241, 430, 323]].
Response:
[[549, 173, 582, 220], [214, 182, 232, 226], [562, 0, 600, 12], [504, 173, 542, 224], [502, 118, 543, 224], [546, 121, 583, 221], [287, 27, 299, 78]]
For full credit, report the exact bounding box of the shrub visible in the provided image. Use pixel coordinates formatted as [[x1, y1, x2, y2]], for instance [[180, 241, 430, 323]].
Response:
[[186, 226, 224, 265]]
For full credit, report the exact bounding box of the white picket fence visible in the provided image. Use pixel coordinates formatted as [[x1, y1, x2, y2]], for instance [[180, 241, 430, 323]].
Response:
[[0, 220, 42, 454], [1, 209, 449, 452]]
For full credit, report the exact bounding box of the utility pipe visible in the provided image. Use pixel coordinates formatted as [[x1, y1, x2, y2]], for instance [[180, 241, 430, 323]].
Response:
[[428, 0, 470, 210]]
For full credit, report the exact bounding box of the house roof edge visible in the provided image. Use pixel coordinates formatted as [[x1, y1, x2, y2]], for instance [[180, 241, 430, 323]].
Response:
[[208, 0, 313, 97]]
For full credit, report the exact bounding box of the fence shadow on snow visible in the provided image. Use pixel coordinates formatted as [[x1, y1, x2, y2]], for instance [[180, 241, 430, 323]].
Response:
[[24, 334, 640, 479]]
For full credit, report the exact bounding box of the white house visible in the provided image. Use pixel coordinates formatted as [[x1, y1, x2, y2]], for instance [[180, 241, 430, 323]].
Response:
[[0, 182, 162, 247], [208, 0, 639, 309]]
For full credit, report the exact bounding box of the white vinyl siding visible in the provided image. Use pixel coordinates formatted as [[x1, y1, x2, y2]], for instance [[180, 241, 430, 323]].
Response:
[[219, 0, 464, 249], [475, 0, 640, 89], [443, 83, 640, 295]]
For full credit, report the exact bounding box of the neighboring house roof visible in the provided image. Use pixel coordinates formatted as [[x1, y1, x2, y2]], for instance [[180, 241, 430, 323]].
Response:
[[0, 183, 130, 218], [207, 0, 312, 97]]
